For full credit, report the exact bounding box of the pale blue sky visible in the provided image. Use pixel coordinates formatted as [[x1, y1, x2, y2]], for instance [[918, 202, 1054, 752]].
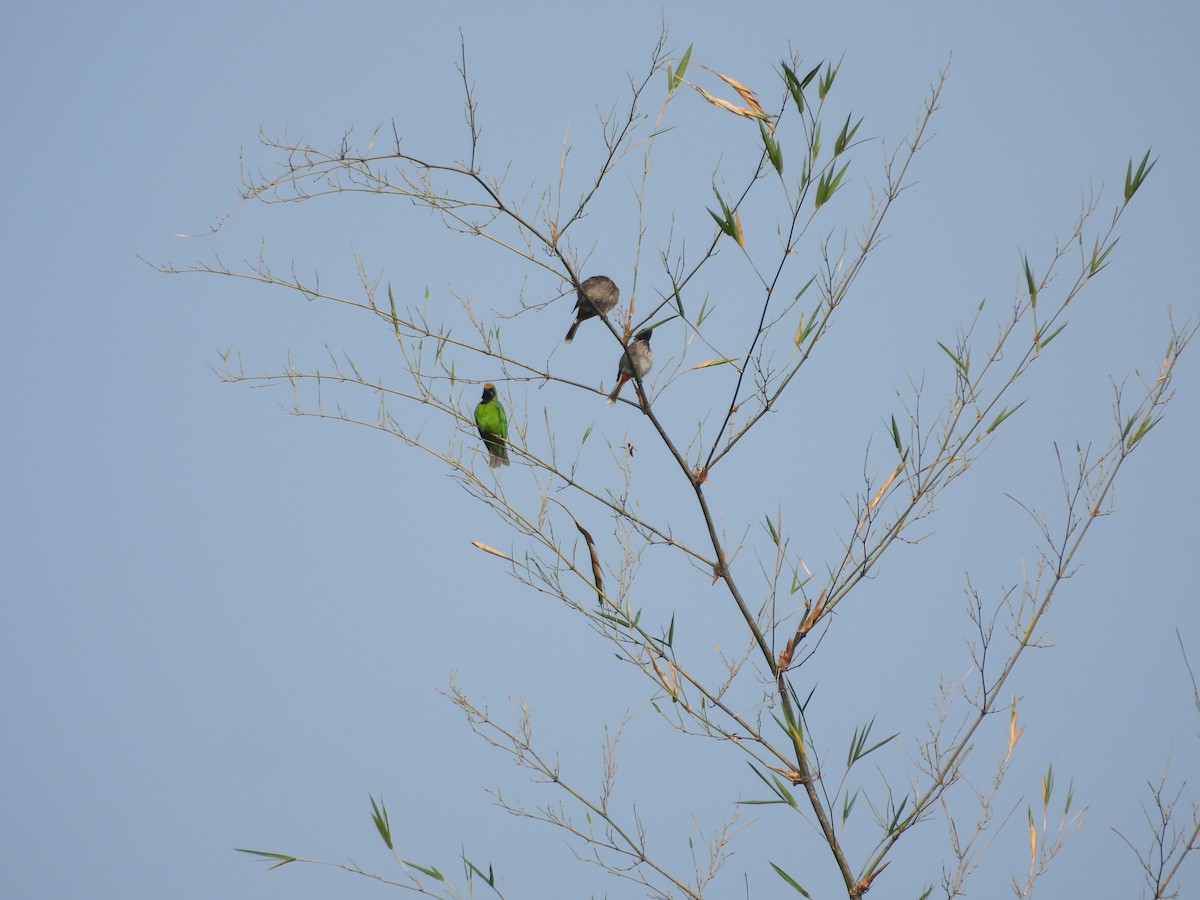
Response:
[[4, 2, 1199, 898]]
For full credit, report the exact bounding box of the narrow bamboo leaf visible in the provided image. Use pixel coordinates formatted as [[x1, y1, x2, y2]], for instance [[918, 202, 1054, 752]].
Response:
[[745, 762, 796, 807], [596, 610, 632, 627], [770, 862, 813, 896], [1023, 254, 1037, 307], [716, 71, 766, 117], [1089, 237, 1119, 276], [1124, 148, 1157, 203], [668, 45, 693, 93], [1127, 413, 1161, 449], [818, 61, 837, 99], [780, 61, 804, 114], [834, 114, 863, 155], [370, 794, 393, 850], [842, 789, 859, 823], [890, 415, 903, 455], [403, 860, 445, 881], [764, 514, 780, 546], [1064, 779, 1075, 816], [761, 120, 784, 175], [472, 540, 514, 562], [707, 207, 735, 238], [676, 45, 692, 83], [236, 848, 297, 869], [888, 796, 910, 834], [800, 62, 821, 89], [793, 313, 807, 348], [688, 357, 738, 371], [814, 160, 851, 209], [1043, 763, 1054, 806], [937, 341, 969, 374], [388, 284, 401, 336], [864, 731, 899, 758], [1038, 322, 1068, 349], [1028, 808, 1037, 863], [811, 122, 821, 163], [465, 858, 496, 886], [986, 400, 1027, 434]]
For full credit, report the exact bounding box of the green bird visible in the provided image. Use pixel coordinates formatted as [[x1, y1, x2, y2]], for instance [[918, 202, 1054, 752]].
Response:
[[474, 383, 510, 468]]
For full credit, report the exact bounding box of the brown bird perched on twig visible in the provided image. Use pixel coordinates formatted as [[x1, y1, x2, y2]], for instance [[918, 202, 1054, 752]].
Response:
[[606, 329, 653, 406], [564, 275, 620, 343]]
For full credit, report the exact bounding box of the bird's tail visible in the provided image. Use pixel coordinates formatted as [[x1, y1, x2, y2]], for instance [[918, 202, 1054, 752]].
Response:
[[489, 442, 511, 467], [605, 377, 625, 405], [565, 319, 580, 343]]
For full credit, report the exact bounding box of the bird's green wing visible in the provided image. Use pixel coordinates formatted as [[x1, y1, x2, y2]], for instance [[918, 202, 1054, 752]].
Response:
[[495, 398, 508, 440]]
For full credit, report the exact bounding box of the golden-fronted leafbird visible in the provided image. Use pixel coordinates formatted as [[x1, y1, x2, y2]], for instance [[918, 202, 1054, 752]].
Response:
[[474, 383, 510, 467]]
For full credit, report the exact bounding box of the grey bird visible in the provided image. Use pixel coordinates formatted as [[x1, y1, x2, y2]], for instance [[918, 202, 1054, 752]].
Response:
[[606, 329, 654, 405], [565, 275, 620, 343]]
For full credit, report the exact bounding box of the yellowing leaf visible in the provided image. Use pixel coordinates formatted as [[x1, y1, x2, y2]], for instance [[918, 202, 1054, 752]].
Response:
[[1028, 809, 1037, 864], [715, 71, 765, 116], [1006, 698, 1024, 760], [689, 83, 772, 121], [471, 540, 514, 562], [688, 357, 739, 371]]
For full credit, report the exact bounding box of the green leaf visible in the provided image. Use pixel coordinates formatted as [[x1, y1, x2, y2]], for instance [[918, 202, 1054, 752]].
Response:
[[986, 400, 1027, 434], [818, 60, 838, 100], [764, 514, 780, 546], [464, 858, 496, 887], [1088, 236, 1119, 277], [745, 762, 798, 808], [1125, 412, 1162, 449], [677, 45, 692, 82], [770, 862, 813, 896], [937, 341, 969, 375], [841, 788, 859, 824], [235, 849, 297, 870], [1038, 322, 1068, 349], [846, 716, 899, 767], [403, 860, 445, 881], [780, 62, 804, 115], [890, 415, 903, 455], [760, 120, 784, 175], [370, 794, 393, 849], [814, 160, 850, 209], [706, 187, 744, 246], [799, 62, 821, 90], [388, 284, 401, 336], [668, 44, 692, 93], [1023, 254, 1037, 307], [834, 114, 863, 156], [1124, 148, 1157, 203]]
